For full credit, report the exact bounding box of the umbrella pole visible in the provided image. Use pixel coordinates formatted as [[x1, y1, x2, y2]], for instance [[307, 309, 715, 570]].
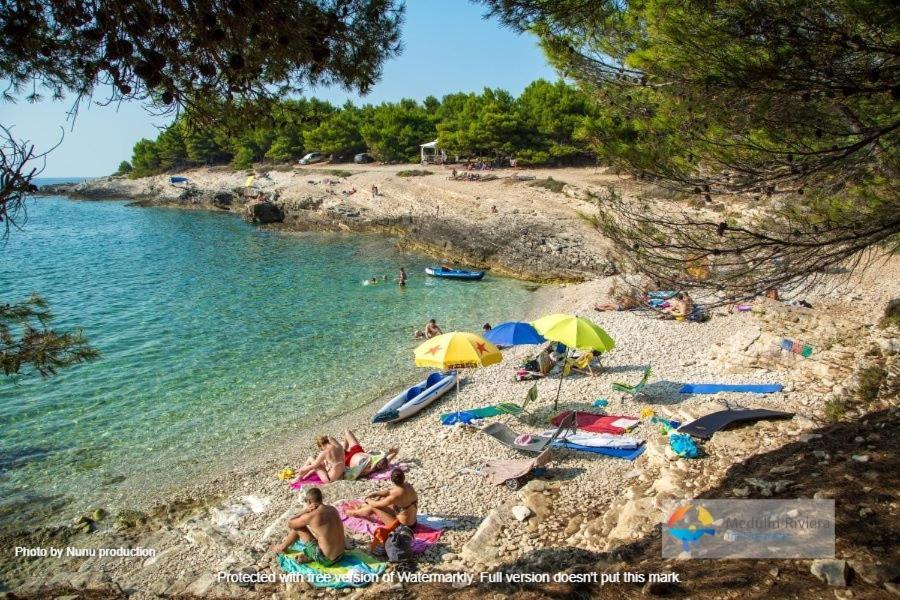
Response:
[[456, 372, 461, 421]]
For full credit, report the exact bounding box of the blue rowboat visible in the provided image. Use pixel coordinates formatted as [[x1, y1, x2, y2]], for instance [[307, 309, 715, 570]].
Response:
[[425, 266, 485, 281], [373, 371, 458, 424]]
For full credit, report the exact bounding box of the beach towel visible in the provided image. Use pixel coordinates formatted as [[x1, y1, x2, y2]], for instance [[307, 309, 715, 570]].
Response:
[[780, 339, 813, 358], [551, 411, 639, 434], [553, 440, 646, 460], [440, 402, 522, 425], [278, 547, 386, 589], [335, 500, 443, 554], [678, 383, 783, 394], [542, 431, 641, 449], [290, 461, 405, 490], [480, 448, 552, 486]]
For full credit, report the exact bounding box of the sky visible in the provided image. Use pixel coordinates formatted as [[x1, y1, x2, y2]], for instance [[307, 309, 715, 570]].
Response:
[[2, 2, 557, 177]]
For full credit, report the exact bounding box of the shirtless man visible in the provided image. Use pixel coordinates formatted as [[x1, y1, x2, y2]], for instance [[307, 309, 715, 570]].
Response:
[[424, 319, 442, 339], [398, 267, 408, 287], [664, 292, 694, 318], [296, 435, 345, 482], [345, 468, 418, 527], [272, 487, 345, 566]]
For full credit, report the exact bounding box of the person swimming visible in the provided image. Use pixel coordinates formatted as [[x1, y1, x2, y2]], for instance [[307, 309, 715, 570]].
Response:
[[424, 319, 442, 339]]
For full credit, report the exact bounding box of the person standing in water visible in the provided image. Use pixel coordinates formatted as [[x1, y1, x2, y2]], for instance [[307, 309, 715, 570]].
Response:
[[398, 267, 408, 287]]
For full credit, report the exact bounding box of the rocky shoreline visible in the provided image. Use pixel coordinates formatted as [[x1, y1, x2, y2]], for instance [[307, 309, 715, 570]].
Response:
[[36, 164, 622, 283]]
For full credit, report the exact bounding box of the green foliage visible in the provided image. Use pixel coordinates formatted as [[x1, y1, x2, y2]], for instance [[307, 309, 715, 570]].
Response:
[[528, 177, 566, 193], [361, 99, 436, 162], [309, 169, 353, 178], [824, 397, 846, 423], [304, 103, 365, 157], [231, 145, 256, 170], [856, 366, 886, 403], [396, 169, 433, 177], [1, 294, 100, 377], [115, 161, 132, 175], [127, 80, 600, 177], [880, 299, 900, 329], [129, 139, 161, 178], [479, 0, 900, 298]]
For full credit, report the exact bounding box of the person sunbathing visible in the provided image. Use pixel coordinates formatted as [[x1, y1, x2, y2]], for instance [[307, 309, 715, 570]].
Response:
[[272, 487, 345, 566], [663, 292, 694, 318], [345, 468, 418, 527], [594, 282, 648, 312], [341, 430, 399, 476], [296, 435, 345, 482]]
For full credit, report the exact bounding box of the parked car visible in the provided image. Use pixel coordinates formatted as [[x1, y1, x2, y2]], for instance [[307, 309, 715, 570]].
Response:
[[354, 152, 375, 164], [299, 152, 327, 165]]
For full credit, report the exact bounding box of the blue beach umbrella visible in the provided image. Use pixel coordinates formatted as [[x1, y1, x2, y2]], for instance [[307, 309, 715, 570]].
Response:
[[483, 321, 546, 347]]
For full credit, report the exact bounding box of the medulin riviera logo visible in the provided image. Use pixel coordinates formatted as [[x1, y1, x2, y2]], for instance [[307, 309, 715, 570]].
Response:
[[665, 503, 717, 552]]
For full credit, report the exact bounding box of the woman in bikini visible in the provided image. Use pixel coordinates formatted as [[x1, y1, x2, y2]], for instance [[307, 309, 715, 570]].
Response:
[[296, 435, 346, 482], [345, 468, 418, 526]]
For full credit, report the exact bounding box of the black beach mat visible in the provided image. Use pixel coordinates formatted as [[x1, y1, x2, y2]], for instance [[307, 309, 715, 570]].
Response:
[[677, 408, 795, 439]]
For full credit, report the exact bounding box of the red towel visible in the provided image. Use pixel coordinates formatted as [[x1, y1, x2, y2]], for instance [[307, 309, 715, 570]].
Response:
[[551, 411, 636, 435]]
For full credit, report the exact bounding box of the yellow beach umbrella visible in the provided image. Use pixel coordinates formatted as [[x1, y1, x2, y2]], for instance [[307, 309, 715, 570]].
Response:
[[532, 313, 616, 352], [414, 331, 502, 370], [414, 331, 502, 418], [532, 314, 615, 408]]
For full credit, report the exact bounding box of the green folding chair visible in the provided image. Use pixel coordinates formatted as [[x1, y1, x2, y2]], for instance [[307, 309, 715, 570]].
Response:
[[612, 365, 652, 399]]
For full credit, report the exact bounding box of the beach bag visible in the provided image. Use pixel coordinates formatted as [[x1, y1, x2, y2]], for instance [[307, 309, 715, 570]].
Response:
[[385, 525, 414, 563]]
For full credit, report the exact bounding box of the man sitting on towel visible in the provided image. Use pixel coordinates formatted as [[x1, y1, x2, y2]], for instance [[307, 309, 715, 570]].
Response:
[[272, 487, 345, 566]]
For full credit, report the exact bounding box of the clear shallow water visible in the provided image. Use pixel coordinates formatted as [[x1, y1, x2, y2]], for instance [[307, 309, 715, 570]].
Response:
[[0, 196, 535, 530]]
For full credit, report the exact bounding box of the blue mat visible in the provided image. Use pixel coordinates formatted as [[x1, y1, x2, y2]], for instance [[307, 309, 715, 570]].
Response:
[[679, 383, 783, 394], [552, 441, 646, 461]]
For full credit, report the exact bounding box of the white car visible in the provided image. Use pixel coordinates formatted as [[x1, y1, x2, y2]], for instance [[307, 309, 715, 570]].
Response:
[[299, 152, 327, 165]]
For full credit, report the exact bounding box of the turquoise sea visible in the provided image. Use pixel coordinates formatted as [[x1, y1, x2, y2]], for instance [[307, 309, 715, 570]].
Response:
[[0, 192, 535, 531]]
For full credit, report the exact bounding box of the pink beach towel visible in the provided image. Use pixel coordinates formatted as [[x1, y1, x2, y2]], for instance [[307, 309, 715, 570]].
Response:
[[290, 463, 407, 490], [335, 499, 442, 553]]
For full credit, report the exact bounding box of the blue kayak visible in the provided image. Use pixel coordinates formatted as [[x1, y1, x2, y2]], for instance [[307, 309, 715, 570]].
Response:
[[425, 266, 485, 281], [373, 371, 457, 424]]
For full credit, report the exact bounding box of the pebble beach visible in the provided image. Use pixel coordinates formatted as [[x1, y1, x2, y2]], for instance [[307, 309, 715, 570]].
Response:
[[3, 165, 896, 599], [4, 254, 898, 598]]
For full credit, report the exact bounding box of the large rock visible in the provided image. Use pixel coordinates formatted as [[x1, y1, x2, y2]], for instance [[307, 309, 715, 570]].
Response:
[[810, 559, 848, 587], [212, 191, 235, 207], [245, 201, 284, 224], [461, 509, 506, 564]]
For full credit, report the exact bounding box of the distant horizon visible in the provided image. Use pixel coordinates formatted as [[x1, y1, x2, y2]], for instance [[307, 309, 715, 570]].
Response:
[[5, 2, 557, 177]]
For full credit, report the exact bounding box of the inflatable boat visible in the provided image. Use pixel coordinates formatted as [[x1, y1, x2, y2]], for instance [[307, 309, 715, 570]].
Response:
[[372, 371, 457, 423], [425, 266, 485, 281]]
